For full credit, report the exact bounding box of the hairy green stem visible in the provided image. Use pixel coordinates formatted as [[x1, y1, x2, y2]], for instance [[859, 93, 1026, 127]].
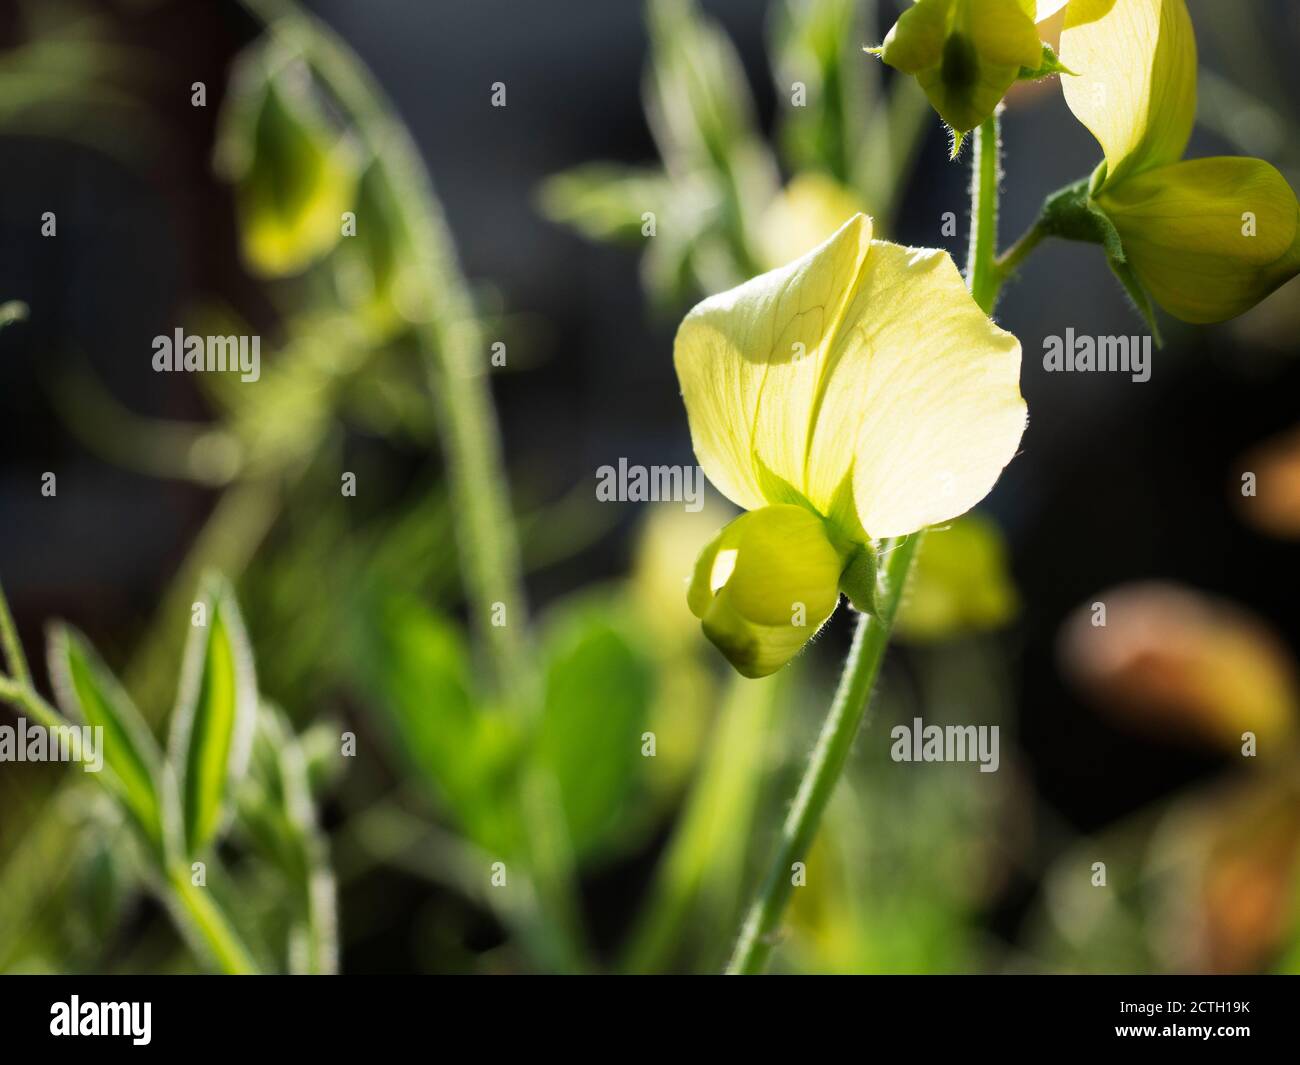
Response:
[[0, 578, 31, 689], [726, 533, 922, 974], [967, 114, 1002, 315], [996, 221, 1045, 281]]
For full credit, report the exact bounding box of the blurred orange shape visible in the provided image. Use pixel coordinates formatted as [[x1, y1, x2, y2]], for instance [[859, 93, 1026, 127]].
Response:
[[1237, 424, 1300, 538], [1059, 582, 1299, 755]]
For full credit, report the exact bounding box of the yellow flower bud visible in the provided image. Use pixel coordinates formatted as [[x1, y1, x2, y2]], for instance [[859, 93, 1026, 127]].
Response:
[[688, 505, 845, 678], [873, 0, 1042, 143], [217, 48, 357, 278], [1058, 0, 1300, 322], [1096, 158, 1300, 324]]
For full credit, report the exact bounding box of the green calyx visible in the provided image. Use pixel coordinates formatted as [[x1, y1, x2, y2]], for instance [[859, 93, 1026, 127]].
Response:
[[687, 505, 879, 678], [870, 0, 1043, 147], [1032, 175, 1163, 344]]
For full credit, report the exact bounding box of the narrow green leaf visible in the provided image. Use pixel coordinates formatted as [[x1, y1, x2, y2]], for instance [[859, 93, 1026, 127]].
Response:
[[47, 625, 166, 852], [168, 576, 258, 855], [538, 164, 669, 245]]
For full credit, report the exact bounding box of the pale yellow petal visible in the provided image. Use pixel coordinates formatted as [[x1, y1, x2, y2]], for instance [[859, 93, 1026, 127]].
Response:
[[675, 214, 1027, 542], [1061, 0, 1197, 187], [674, 214, 874, 516], [838, 245, 1027, 537]]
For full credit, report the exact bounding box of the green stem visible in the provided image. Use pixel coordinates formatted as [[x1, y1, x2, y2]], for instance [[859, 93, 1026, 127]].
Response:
[[725, 533, 922, 975], [242, 0, 529, 700], [0, 676, 64, 732], [995, 221, 1045, 280], [165, 865, 261, 975], [967, 114, 1002, 315], [0, 578, 31, 688]]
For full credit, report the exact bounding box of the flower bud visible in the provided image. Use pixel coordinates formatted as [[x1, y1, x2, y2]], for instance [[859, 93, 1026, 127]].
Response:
[[216, 49, 357, 278], [688, 505, 844, 678], [1096, 158, 1300, 324], [872, 0, 1042, 145]]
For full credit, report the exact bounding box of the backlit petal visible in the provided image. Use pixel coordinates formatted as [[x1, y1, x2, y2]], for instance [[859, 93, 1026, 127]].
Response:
[[1060, 0, 1196, 187], [674, 214, 1027, 542]]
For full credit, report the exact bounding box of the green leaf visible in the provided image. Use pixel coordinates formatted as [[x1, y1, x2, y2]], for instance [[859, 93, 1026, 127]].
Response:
[[536, 602, 653, 859], [168, 576, 258, 855], [47, 625, 167, 853], [236, 705, 337, 974], [357, 593, 523, 854], [644, 0, 761, 177]]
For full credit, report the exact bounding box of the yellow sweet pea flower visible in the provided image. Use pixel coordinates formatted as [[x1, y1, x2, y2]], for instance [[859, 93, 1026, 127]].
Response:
[[872, 0, 1044, 146], [1059, 0, 1300, 323], [674, 214, 1027, 676]]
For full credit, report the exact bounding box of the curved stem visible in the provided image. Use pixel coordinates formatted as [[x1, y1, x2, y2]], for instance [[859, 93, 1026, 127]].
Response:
[[967, 114, 1002, 315], [725, 533, 922, 975], [995, 221, 1045, 280], [242, 0, 529, 700]]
